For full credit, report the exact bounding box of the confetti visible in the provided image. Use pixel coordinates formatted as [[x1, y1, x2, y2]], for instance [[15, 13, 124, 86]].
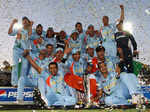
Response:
[[145, 8, 150, 15], [0, 0, 150, 66]]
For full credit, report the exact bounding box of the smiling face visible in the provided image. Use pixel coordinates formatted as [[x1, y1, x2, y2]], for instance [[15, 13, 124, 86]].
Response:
[[39, 50, 47, 60], [55, 50, 64, 61], [49, 63, 58, 76], [22, 18, 30, 28], [102, 16, 109, 26], [47, 45, 53, 53], [75, 23, 83, 33], [96, 50, 105, 61], [59, 31, 66, 40], [47, 29, 54, 38], [98, 62, 108, 75], [36, 25, 43, 35], [71, 32, 78, 40], [72, 51, 80, 62], [87, 25, 95, 36]]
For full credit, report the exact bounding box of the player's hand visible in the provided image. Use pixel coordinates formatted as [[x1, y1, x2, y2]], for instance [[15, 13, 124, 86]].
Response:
[[12, 19, 18, 24], [22, 49, 30, 57], [64, 47, 72, 54], [86, 30, 89, 35], [133, 50, 139, 57], [95, 30, 101, 37], [30, 21, 34, 26], [120, 5, 124, 9], [64, 39, 69, 45]]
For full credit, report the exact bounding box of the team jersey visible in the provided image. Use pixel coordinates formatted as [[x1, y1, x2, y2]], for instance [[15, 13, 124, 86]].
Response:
[[65, 57, 87, 77], [97, 72, 119, 95], [85, 34, 102, 49], [101, 23, 116, 41], [68, 37, 82, 51], [41, 70, 66, 94]]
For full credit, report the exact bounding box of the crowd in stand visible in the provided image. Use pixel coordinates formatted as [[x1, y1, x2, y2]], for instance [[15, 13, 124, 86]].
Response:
[[8, 5, 146, 108]]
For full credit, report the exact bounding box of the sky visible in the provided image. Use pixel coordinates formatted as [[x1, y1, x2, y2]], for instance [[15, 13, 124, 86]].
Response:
[[0, 0, 150, 65]]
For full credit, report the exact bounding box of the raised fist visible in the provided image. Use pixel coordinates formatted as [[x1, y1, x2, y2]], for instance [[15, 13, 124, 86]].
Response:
[[30, 21, 34, 26], [12, 19, 18, 24], [120, 5, 124, 9]]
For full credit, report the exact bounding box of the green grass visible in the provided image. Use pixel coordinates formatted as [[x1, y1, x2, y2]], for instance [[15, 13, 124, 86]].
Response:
[[0, 109, 150, 112]]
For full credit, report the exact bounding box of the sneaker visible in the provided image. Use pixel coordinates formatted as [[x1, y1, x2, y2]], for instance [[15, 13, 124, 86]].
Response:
[[74, 104, 80, 109], [132, 94, 140, 104], [41, 95, 48, 106]]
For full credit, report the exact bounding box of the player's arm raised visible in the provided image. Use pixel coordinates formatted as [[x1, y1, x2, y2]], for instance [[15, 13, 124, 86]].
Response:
[[8, 19, 18, 35], [119, 5, 124, 22], [23, 50, 42, 74]]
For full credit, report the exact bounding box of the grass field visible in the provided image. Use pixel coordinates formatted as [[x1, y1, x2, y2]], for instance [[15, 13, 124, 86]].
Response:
[[0, 109, 150, 112]]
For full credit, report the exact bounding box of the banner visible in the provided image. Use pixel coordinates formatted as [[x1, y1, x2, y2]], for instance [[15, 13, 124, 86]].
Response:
[[0, 87, 34, 104]]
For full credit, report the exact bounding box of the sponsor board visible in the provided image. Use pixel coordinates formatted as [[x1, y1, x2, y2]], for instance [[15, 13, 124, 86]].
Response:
[[0, 87, 34, 102], [141, 86, 150, 99]]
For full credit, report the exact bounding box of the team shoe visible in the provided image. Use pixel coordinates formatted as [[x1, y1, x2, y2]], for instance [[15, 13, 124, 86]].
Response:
[[41, 95, 49, 106], [74, 104, 80, 109], [131, 94, 148, 105], [74, 101, 84, 109]]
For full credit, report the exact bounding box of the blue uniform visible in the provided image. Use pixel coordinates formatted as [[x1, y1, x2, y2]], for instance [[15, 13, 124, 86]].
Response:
[[32, 41, 46, 54], [40, 70, 76, 106], [78, 31, 86, 53], [101, 23, 117, 57], [44, 36, 56, 46], [30, 29, 46, 40], [9, 28, 30, 86], [64, 52, 87, 102], [68, 37, 82, 52], [17, 53, 48, 100], [96, 72, 141, 105], [78, 30, 86, 42], [65, 57, 87, 77], [86, 34, 102, 50], [30, 29, 46, 53]]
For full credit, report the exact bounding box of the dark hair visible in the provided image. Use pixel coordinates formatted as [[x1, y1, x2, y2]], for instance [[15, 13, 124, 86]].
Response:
[[22, 16, 30, 23], [87, 24, 94, 29], [103, 16, 109, 20], [48, 62, 58, 69], [97, 61, 106, 69], [46, 44, 53, 48], [46, 27, 55, 38], [39, 49, 47, 56], [96, 46, 105, 52], [36, 24, 43, 28], [75, 22, 82, 28]]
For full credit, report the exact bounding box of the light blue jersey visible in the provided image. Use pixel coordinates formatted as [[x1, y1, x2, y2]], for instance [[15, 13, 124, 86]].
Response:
[[17, 53, 48, 101], [86, 34, 102, 50], [30, 29, 46, 40], [9, 28, 31, 86], [101, 23, 117, 57], [68, 37, 82, 51], [65, 57, 87, 77], [96, 71, 141, 105], [40, 70, 76, 106]]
